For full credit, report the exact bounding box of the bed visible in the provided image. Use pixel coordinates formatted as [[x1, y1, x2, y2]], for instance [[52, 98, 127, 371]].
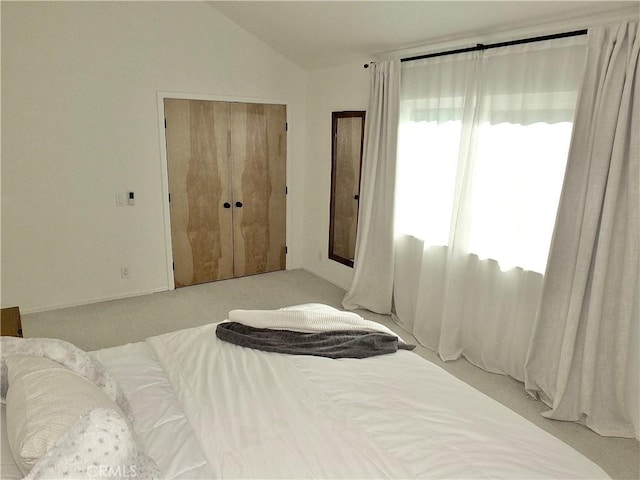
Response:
[[1, 303, 609, 479]]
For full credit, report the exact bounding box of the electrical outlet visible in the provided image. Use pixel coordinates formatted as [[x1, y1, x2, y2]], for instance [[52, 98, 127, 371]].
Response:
[[121, 267, 130, 279], [115, 193, 126, 206]]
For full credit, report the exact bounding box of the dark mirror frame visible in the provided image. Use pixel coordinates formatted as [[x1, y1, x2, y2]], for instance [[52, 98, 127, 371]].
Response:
[[329, 111, 365, 268]]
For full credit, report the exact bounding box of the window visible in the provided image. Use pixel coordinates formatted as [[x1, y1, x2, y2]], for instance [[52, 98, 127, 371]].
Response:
[[396, 40, 585, 273]]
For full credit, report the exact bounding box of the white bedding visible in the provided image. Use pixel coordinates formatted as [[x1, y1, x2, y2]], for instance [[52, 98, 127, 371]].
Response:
[[87, 304, 608, 480], [91, 342, 212, 479]]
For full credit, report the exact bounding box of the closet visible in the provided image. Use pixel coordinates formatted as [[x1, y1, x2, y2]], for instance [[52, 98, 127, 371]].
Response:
[[164, 99, 286, 288]]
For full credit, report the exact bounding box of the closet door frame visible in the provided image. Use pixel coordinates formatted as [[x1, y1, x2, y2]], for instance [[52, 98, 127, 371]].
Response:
[[157, 91, 291, 290]]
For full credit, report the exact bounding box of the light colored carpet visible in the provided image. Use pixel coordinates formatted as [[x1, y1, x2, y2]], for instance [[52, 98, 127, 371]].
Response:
[[23, 269, 639, 479]]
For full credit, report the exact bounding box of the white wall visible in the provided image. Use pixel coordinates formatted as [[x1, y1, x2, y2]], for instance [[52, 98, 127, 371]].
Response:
[[1, 2, 307, 312], [303, 62, 369, 290]]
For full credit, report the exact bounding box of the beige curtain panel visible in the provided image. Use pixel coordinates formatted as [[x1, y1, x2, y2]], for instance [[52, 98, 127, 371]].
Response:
[[342, 60, 400, 314], [525, 21, 640, 438]]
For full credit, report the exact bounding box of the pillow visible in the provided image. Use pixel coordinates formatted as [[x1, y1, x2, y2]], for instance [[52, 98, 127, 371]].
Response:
[[1, 403, 23, 480], [24, 407, 162, 480], [5, 355, 129, 474]]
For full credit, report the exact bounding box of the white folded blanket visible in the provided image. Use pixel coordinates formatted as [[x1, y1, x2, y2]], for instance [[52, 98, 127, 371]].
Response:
[[228, 309, 405, 343]]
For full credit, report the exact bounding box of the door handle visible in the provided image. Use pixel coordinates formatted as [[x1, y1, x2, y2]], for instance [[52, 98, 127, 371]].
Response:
[[223, 202, 231, 209], [354, 194, 359, 200], [235, 201, 243, 208]]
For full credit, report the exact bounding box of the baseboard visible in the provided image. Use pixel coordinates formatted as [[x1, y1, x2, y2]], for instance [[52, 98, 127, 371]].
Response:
[[21, 286, 171, 315]]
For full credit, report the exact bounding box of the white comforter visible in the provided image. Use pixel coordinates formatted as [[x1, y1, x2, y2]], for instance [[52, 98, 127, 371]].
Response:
[[95, 305, 609, 479]]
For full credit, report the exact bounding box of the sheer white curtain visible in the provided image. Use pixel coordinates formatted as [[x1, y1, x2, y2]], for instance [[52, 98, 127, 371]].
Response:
[[393, 38, 587, 379]]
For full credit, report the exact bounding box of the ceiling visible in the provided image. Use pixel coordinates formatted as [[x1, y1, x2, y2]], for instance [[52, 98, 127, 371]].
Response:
[[208, 1, 638, 69]]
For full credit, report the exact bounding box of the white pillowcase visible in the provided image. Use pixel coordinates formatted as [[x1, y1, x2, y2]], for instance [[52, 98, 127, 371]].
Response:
[[5, 355, 129, 474], [1, 403, 22, 480]]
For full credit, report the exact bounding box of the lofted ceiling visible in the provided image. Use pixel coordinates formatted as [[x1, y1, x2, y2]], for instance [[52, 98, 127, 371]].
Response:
[[208, 1, 639, 69]]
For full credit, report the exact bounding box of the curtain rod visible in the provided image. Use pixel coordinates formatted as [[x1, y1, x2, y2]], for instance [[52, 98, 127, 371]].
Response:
[[400, 28, 588, 63]]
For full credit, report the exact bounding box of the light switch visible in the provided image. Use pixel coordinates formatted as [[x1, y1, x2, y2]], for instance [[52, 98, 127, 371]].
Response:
[[127, 192, 135, 205]]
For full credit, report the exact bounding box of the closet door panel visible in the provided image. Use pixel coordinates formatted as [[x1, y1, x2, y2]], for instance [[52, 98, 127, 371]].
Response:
[[165, 99, 234, 287], [230, 103, 287, 277]]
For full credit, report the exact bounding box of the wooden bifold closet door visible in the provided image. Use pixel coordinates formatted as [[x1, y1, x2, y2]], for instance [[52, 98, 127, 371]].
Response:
[[164, 99, 286, 288]]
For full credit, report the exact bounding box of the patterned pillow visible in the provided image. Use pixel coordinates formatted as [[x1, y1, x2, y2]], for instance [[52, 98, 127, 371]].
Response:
[[5, 355, 130, 474], [24, 408, 162, 480]]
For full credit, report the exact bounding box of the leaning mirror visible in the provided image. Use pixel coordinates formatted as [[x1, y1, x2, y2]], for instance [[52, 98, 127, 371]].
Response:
[[329, 111, 365, 267]]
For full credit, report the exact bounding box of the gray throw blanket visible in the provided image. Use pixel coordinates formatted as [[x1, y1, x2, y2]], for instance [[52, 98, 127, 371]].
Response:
[[216, 322, 415, 358]]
